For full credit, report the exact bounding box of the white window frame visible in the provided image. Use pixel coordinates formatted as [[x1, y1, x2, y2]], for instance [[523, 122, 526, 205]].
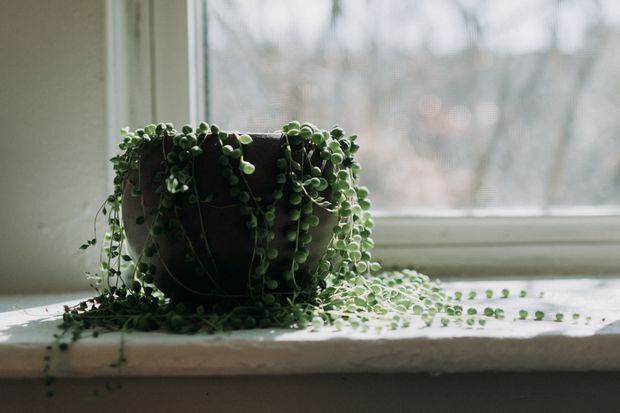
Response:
[[106, 0, 620, 277]]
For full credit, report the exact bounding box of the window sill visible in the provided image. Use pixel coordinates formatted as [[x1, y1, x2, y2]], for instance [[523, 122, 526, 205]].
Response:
[[1, 277, 619, 379]]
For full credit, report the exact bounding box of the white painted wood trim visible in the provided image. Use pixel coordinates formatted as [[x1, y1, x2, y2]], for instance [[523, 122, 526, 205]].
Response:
[[150, 0, 201, 127], [373, 212, 620, 275], [373, 212, 620, 245], [106, 0, 202, 133], [2, 281, 619, 378], [106, 0, 154, 187]]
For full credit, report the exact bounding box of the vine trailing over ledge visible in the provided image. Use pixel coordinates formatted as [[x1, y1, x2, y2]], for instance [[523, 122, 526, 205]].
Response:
[[78, 121, 386, 325], [64, 120, 433, 329], [44, 121, 586, 397]]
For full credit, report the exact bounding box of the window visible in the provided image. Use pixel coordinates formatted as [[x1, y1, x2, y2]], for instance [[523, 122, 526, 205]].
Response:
[[112, 0, 620, 277], [203, 0, 620, 211]]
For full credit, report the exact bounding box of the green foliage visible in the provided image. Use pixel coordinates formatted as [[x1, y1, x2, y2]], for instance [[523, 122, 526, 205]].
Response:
[[44, 121, 593, 397], [62, 122, 397, 335]]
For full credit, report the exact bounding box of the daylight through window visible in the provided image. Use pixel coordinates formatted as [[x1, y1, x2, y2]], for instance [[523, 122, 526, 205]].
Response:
[[202, 0, 620, 211]]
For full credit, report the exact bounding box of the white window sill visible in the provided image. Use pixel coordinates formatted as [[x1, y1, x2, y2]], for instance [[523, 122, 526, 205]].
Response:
[[1, 277, 619, 379]]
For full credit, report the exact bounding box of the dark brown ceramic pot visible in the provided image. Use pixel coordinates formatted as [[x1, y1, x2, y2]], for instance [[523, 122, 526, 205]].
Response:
[[121, 133, 337, 305]]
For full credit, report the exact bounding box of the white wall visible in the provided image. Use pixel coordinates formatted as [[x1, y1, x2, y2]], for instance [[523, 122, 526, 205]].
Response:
[[0, 0, 108, 293]]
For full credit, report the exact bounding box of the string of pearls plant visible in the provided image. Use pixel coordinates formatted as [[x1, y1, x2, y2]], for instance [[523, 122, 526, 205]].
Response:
[[44, 121, 587, 397]]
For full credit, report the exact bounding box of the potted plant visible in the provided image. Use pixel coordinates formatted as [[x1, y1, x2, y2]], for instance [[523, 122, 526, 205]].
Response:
[[103, 121, 379, 309], [56, 121, 389, 340], [121, 128, 341, 306], [45, 120, 584, 397]]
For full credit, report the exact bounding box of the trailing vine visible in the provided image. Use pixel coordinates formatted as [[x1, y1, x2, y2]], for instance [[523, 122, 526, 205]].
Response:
[[72, 120, 389, 330], [44, 121, 592, 397]]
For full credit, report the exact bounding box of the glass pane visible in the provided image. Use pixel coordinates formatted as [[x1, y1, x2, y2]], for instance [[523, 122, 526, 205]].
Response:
[[202, 0, 620, 211]]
